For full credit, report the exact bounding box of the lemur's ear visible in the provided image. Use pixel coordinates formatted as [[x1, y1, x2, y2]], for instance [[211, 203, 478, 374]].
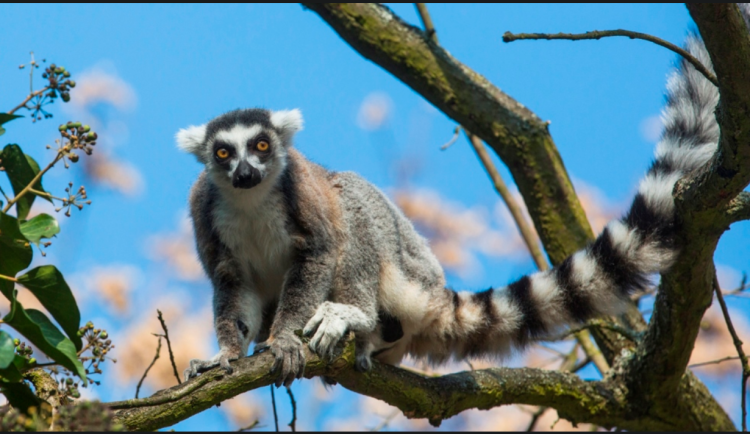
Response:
[[176, 124, 208, 161], [270, 109, 303, 145]]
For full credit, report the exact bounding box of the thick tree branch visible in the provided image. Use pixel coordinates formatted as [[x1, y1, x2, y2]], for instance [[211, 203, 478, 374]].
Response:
[[684, 4, 750, 213], [618, 4, 750, 425], [110, 340, 700, 432]]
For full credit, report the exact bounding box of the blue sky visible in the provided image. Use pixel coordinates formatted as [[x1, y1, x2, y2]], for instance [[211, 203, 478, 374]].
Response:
[[1, 3, 748, 431]]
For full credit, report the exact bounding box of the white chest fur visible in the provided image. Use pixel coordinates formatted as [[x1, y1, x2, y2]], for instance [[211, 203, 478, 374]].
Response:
[[212, 185, 294, 300]]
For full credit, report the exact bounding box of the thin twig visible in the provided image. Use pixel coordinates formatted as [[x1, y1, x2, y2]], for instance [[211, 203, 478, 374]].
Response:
[[157, 309, 182, 385], [135, 336, 162, 399], [465, 131, 548, 270], [689, 356, 741, 369], [270, 385, 279, 432], [551, 319, 642, 343], [714, 273, 749, 431], [2, 151, 64, 213], [7, 86, 51, 116], [414, 3, 438, 43], [526, 407, 547, 432], [440, 125, 462, 150], [108, 374, 210, 409], [502, 29, 718, 87], [28, 187, 65, 202], [371, 409, 400, 431], [0, 274, 19, 283], [286, 386, 297, 432], [0, 185, 11, 203], [237, 420, 261, 431]]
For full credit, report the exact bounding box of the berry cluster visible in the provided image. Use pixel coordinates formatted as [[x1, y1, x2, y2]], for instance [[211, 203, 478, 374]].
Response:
[[40, 64, 76, 104], [55, 182, 91, 217], [13, 339, 36, 365], [57, 121, 98, 163], [46, 321, 116, 402], [19, 61, 77, 122]]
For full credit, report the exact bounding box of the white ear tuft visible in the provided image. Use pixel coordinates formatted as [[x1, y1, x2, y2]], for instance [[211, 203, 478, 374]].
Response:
[[270, 109, 304, 137], [176, 124, 207, 155]]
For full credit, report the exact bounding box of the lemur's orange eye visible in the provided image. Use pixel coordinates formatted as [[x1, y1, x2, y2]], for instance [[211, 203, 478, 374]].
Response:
[[256, 141, 269, 152], [216, 148, 229, 159]]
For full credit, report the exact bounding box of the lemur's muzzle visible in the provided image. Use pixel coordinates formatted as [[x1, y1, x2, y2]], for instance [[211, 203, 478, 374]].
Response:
[[233, 161, 262, 189]]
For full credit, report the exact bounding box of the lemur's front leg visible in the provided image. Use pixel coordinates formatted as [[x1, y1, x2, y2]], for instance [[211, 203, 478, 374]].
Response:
[[184, 257, 261, 380], [256, 253, 334, 387]]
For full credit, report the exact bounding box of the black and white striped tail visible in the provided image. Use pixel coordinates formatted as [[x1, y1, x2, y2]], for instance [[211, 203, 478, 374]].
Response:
[[416, 21, 728, 362]]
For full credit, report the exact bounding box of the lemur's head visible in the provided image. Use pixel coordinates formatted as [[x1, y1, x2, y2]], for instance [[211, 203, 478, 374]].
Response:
[[176, 108, 303, 189]]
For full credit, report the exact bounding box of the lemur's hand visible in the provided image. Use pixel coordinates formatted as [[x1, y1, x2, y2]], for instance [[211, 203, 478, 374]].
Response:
[[256, 332, 305, 387], [304, 301, 351, 360], [183, 347, 239, 381]]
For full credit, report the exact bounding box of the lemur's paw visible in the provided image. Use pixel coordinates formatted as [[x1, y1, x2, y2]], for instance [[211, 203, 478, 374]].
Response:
[[268, 333, 306, 388], [304, 302, 361, 360], [183, 349, 237, 381]]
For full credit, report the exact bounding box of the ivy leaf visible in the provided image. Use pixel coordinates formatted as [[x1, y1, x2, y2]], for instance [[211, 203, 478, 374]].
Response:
[[20, 213, 59, 247], [0, 354, 35, 383], [1, 145, 51, 220], [17, 265, 82, 350], [0, 113, 22, 125], [0, 381, 43, 414], [3, 294, 85, 380], [0, 213, 32, 301], [0, 331, 15, 370], [0, 113, 22, 137], [0, 366, 22, 384]]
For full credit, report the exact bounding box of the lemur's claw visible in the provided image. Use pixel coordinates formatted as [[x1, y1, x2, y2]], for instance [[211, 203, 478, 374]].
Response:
[[305, 302, 349, 361], [253, 341, 270, 355], [268, 334, 306, 388], [183, 350, 237, 381]]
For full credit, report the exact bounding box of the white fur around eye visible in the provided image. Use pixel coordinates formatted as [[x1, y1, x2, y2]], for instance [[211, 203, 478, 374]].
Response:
[[176, 124, 207, 156]]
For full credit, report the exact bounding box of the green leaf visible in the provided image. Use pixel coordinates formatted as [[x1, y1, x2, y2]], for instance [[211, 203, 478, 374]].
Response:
[[0, 331, 15, 369], [3, 295, 85, 380], [1, 145, 50, 220], [0, 213, 32, 300], [0, 113, 21, 137], [0, 381, 43, 414], [20, 213, 59, 247], [17, 265, 82, 350], [0, 113, 22, 125], [0, 356, 23, 383]]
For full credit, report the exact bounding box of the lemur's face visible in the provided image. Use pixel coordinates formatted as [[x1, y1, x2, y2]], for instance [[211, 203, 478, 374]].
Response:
[[176, 108, 303, 189]]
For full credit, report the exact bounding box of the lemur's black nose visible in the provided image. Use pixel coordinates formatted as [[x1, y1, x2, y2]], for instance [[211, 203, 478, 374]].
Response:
[[232, 161, 261, 189]]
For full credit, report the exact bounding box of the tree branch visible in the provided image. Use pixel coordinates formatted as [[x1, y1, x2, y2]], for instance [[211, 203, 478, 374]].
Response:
[[502, 29, 718, 86], [617, 4, 750, 426], [713, 274, 750, 431], [724, 191, 750, 224], [157, 309, 182, 385], [683, 4, 750, 213], [110, 340, 685, 431]]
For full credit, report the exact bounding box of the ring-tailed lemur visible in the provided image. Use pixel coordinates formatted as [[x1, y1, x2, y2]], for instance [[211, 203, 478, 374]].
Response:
[[177, 21, 726, 387]]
